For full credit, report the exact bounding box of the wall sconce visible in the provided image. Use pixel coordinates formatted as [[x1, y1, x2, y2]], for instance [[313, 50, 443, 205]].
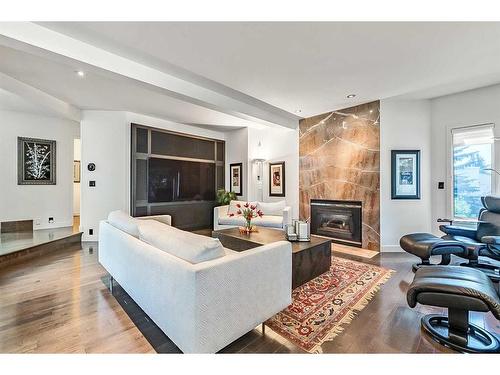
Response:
[[253, 158, 266, 180], [253, 158, 266, 201]]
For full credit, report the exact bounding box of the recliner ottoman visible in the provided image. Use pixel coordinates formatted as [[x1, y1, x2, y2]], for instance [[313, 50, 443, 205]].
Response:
[[400, 233, 468, 271], [407, 265, 500, 353]]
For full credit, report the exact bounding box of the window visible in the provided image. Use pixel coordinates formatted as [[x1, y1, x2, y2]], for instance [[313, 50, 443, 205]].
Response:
[[452, 124, 494, 219]]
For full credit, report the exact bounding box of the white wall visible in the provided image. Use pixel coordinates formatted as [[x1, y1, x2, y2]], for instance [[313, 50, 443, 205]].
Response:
[[247, 127, 300, 218], [80, 111, 128, 241], [80, 110, 226, 241], [225, 128, 249, 201], [431, 83, 500, 234], [0, 110, 79, 230], [380, 99, 432, 251], [73, 138, 81, 216], [223, 126, 299, 217]]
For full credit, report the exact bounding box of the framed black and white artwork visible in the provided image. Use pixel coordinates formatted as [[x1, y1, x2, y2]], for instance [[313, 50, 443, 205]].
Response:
[[269, 161, 286, 197], [17, 137, 56, 185], [391, 150, 420, 199], [230, 162, 243, 196]]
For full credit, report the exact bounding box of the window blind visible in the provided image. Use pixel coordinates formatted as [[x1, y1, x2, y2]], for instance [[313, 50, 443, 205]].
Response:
[[452, 124, 494, 146]]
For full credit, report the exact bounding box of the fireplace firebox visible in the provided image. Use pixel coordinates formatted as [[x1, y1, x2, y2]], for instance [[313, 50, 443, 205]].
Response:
[[310, 199, 362, 247]]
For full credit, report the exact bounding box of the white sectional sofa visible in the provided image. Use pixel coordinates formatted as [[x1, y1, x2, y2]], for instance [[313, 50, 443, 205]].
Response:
[[98, 210, 292, 353], [214, 200, 292, 231]]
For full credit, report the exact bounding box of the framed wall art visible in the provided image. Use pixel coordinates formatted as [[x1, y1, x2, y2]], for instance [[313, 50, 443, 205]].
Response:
[[391, 150, 420, 199], [269, 161, 285, 197], [230, 162, 243, 196], [18, 137, 56, 185]]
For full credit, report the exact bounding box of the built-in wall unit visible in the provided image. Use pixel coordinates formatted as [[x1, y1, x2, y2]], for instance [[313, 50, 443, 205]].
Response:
[[130, 124, 225, 230]]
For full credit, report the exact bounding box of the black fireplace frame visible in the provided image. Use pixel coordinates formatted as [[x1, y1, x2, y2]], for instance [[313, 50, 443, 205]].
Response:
[[310, 199, 362, 248]]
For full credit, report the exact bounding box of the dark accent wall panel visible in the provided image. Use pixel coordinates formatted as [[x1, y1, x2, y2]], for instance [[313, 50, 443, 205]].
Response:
[[131, 124, 225, 230], [136, 128, 149, 153], [150, 201, 216, 230], [151, 131, 215, 160], [135, 159, 148, 201]]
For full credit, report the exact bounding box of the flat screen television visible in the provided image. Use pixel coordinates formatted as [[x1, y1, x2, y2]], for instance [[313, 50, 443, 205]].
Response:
[[148, 157, 216, 203]]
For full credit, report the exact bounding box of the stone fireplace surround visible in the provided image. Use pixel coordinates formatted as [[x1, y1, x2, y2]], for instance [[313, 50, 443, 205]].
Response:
[[299, 101, 380, 251]]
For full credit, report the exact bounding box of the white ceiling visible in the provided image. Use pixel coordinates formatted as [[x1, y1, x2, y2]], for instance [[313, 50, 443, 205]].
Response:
[[0, 88, 56, 116], [0, 44, 264, 129], [38, 22, 500, 117], [1, 22, 500, 127]]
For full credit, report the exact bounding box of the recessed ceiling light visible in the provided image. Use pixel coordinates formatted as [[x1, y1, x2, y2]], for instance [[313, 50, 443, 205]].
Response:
[[369, 109, 373, 113], [76, 71, 85, 77], [346, 94, 356, 98]]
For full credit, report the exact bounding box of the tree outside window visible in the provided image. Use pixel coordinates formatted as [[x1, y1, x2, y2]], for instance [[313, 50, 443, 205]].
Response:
[[452, 126, 493, 220]]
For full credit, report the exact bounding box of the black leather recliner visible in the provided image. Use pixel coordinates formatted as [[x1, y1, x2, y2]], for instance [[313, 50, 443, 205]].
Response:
[[440, 195, 500, 280], [402, 196, 500, 353], [400, 195, 500, 280], [407, 265, 500, 353], [399, 233, 468, 271]]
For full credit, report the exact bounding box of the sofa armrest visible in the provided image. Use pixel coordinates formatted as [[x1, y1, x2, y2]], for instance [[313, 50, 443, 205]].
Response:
[[213, 205, 229, 230], [136, 214, 172, 226], [191, 241, 292, 353], [282, 206, 292, 227]]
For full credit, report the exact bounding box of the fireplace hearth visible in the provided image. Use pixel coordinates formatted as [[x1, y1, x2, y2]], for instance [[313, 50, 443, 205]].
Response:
[[310, 199, 362, 247]]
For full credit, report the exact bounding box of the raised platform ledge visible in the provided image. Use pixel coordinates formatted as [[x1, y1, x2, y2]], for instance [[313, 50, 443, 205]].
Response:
[[0, 227, 82, 268]]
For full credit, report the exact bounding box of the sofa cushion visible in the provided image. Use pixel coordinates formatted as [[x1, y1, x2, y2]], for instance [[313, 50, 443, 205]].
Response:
[[218, 215, 246, 226], [138, 220, 225, 264], [227, 200, 257, 215], [218, 214, 283, 229], [252, 216, 284, 228], [257, 201, 286, 216], [107, 210, 140, 237]]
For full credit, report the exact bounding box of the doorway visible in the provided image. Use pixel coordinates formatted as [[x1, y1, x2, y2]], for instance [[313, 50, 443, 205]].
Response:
[[73, 138, 81, 232]]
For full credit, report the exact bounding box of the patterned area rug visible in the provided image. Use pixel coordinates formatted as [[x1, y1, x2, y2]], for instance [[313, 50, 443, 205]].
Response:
[[265, 257, 394, 353]]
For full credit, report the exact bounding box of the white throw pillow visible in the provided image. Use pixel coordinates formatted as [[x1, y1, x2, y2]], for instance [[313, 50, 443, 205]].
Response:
[[257, 201, 286, 216], [227, 200, 257, 215], [107, 210, 140, 237], [138, 220, 225, 264]]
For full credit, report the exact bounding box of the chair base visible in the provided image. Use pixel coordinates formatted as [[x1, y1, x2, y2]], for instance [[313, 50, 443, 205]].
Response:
[[421, 314, 500, 353], [412, 254, 452, 272]]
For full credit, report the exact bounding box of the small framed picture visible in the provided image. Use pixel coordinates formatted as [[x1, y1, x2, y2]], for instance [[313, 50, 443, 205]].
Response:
[[391, 150, 420, 199], [230, 163, 243, 196], [73, 160, 81, 183], [17, 137, 56, 185], [269, 161, 286, 197]]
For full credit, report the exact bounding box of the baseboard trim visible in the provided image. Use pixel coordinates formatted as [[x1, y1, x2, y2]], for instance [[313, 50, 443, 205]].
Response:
[[381, 245, 404, 252]]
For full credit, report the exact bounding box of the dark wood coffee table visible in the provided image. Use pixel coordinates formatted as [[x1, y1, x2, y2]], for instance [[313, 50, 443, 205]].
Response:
[[212, 227, 332, 289]]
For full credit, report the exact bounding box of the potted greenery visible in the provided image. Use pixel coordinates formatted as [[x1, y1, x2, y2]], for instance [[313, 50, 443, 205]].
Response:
[[216, 189, 237, 206]]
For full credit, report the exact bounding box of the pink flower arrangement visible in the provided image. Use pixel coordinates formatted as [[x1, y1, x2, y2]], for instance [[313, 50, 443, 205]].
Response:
[[228, 202, 263, 232]]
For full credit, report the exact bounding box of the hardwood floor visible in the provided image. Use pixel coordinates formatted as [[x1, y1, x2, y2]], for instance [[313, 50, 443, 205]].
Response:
[[0, 242, 498, 353], [0, 243, 153, 353], [73, 216, 80, 233]]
